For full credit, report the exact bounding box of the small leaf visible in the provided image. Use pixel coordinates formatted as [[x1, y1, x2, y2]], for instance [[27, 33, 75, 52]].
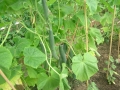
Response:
[[47, 0, 56, 6], [110, 69, 114, 76], [111, 64, 116, 70], [27, 67, 37, 78], [110, 56, 114, 62], [86, 0, 98, 14], [59, 79, 64, 90], [61, 5, 73, 15], [0, 46, 13, 69], [23, 47, 46, 68], [89, 28, 104, 45], [87, 82, 98, 90], [76, 11, 90, 26], [25, 77, 37, 86], [60, 64, 68, 79]]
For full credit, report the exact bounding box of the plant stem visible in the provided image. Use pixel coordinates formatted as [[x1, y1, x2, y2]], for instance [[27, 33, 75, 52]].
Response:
[[0, 23, 12, 46], [118, 32, 120, 58], [84, 0, 88, 52], [0, 69, 16, 90], [107, 5, 116, 77], [84, 0, 89, 87], [57, 0, 60, 33]]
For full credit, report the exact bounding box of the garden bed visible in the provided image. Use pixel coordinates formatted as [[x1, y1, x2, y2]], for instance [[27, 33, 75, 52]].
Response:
[[72, 41, 120, 90]]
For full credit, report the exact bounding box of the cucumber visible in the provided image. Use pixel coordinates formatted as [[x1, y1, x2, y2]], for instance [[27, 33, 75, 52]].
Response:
[[49, 30, 58, 59], [59, 44, 67, 63], [42, 0, 48, 21]]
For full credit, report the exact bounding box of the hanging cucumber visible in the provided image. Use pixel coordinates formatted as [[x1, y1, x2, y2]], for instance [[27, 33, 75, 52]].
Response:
[[69, 49, 74, 59], [42, 0, 48, 21], [42, 0, 58, 60], [63, 43, 68, 53], [59, 44, 67, 63]]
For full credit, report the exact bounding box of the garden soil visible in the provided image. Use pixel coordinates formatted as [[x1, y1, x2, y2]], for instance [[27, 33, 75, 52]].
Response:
[[72, 41, 120, 90]]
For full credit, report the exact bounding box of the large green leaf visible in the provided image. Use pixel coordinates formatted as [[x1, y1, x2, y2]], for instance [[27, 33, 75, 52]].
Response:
[[37, 73, 48, 90], [0, 46, 13, 69], [37, 67, 60, 90], [23, 47, 46, 68], [86, 0, 98, 14], [72, 52, 98, 81]]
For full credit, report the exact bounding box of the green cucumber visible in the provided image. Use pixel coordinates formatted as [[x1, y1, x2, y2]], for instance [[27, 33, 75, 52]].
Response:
[[59, 44, 67, 63], [42, 0, 48, 21], [49, 30, 58, 59]]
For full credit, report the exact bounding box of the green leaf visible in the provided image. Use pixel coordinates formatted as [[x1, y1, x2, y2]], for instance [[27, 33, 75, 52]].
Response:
[[63, 78, 71, 90], [64, 19, 75, 30], [59, 79, 64, 90], [61, 5, 73, 15], [25, 77, 37, 86], [89, 28, 104, 45], [59, 78, 71, 90], [23, 47, 46, 68], [110, 69, 114, 76], [89, 35, 97, 50], [0, 46, 13, 69], [72, 52, 98, 81], [43, 76, 59, 90], [47, 0, 56, 6], [87, 82, 98, 90], [14, 37, 32, 52], [0, 66, 11, 84], [10, 1, 24, 11], [27, 67, 37, 78], [76, 11, 90, 26], [60, 64, 68, 79], [37, 67, 60, 90], [113, 0, 120, 5], [86, 0, 98, 14], [0, 65, 22, 89], [37, 73, 48, 90]]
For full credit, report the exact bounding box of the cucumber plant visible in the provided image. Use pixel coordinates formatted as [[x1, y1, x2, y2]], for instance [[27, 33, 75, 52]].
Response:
[[1, 0, 120, 90]]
